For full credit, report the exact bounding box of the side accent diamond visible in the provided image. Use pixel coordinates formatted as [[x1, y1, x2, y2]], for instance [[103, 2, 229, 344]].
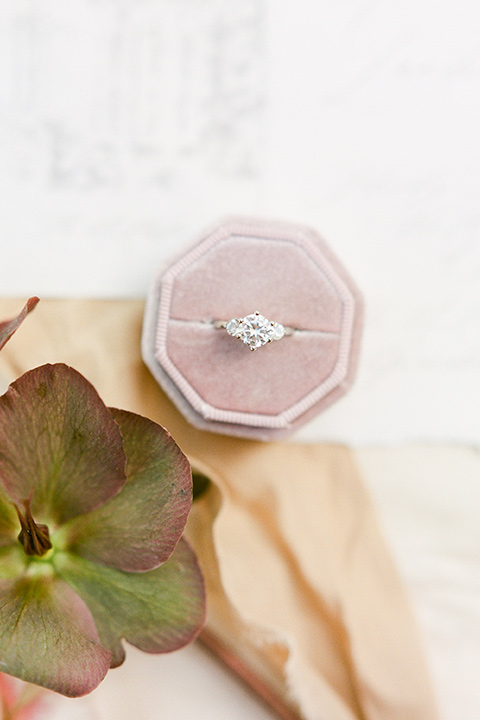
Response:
[[270, 323, 285, 341], [225, 319, 242, 336]]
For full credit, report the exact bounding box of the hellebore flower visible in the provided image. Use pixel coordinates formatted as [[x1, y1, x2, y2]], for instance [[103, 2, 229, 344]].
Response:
[[0, 363, 205, 697]]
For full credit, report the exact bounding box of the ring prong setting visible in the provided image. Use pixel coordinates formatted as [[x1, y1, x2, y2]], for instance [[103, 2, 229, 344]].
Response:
[[223, 312, 286, 351]]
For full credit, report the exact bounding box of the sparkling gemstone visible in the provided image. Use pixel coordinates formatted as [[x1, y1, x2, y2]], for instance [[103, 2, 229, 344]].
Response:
[[225, 319, 242, 336], [239, 313, 273, 349], [270, 322, 285, 341]]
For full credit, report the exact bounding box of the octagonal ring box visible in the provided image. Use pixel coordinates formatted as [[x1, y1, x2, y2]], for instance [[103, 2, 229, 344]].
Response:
[[142, 218, 363, 441]]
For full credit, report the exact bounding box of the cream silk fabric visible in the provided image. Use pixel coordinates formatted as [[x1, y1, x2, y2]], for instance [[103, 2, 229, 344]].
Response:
[[0, 299, 438, 720]]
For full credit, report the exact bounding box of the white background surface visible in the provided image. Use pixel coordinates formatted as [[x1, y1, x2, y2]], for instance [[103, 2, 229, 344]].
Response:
[[1, 1, 479, 718]]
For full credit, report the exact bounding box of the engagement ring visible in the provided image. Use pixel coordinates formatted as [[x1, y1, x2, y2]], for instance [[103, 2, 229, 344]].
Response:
[[214, 311, 294, 351]]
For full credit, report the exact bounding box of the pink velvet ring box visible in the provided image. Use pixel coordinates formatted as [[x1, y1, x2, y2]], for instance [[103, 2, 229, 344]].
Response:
[[142, 218, 363, 440]]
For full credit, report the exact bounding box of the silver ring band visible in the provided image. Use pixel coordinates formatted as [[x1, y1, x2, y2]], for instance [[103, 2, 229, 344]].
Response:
[[214, 311, 294, 351]]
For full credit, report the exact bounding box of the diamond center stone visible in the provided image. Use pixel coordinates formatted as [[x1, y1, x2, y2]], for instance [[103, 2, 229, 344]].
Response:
[[241, 313, 272, 348]]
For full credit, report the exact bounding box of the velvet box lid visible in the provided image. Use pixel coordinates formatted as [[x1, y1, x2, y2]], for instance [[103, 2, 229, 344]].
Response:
[[142, 218, 363, 440]]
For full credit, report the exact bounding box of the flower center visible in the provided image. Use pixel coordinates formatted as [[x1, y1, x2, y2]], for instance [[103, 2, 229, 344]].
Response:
[[14, 498, 52, 557]]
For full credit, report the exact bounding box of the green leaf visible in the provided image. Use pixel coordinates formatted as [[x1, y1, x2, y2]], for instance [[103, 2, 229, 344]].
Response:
[[0, 364, 126, 525], [0, 575, 112, 696], [0, 298, 39, 352], [65, 409, 192, 572], [55, 538, 206, 667]]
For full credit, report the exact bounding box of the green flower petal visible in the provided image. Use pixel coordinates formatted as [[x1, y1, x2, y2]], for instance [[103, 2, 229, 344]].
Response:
[[65, 409, 192, 572], [0, 575, 112, 696], [0, 297, 39, 351], [0, 484, 18, 548], [0, 546, 28, 580], [0, 364, 126, 525], [55, 538, 206, 667]]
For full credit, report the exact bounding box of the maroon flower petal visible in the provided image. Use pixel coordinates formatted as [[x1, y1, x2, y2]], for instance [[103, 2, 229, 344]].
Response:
[[55, 538, 206, 668], [0, 298, 39, 352], [0, 364, 126, 525], [64, 409, 192, 572], [0, 575, 112, 696]]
